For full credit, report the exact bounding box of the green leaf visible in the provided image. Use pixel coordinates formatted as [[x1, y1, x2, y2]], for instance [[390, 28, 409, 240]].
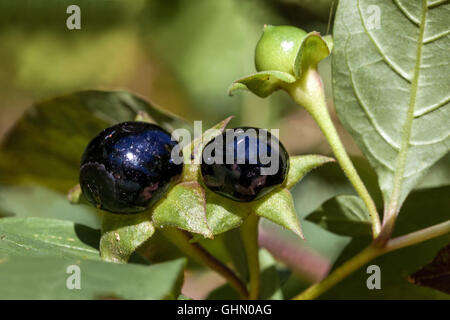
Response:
[[0, 217, 186, 299], [321, 186, 450, 299], [415, 154, 450, 190], [306, 195, 373, 237], [323, 35, 334, 52], [253, 188, 303, 238], [284, 155, 335, 189], [0, 185, 100, 229], [0, 90, 190, 192], [100, 212, 155, 263], [0, 217, 100, 259], [259, 249, 284, 300], [409, 243, 450, 294], [228, 71, 296, 98], [152, 181, 213, 239], [333, 0, 450, 212], [0, 255, 186, 299], [293, 32, 332, 79], [222, 228, 249, 282]]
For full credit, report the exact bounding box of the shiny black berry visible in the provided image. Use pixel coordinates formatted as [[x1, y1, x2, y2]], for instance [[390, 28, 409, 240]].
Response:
[[200, 127, 289, 202], [79, 121, 183, 214]]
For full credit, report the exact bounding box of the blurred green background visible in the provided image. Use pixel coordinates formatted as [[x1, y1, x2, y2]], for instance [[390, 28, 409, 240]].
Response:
[[0, 0, 367, 298]]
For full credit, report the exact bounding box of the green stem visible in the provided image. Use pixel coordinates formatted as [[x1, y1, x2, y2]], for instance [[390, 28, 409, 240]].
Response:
[[293, 220, 450, 300], [294, 245, 380, 300], [241, 214, 261, 300], [160, 228, 249, 300], [286, 69, 381, 237], [385, 220, 450, 253]]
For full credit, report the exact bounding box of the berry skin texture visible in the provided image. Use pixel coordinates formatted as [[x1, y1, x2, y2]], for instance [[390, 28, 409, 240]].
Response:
[[79, 121, 183, 214], [255, 25, 307, 75], [200, 127, 289, 202]]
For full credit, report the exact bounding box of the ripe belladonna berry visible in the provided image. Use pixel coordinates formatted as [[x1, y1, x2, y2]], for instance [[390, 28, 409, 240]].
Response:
[[79, 121, 183, 214], [200, 127, 289, 202]]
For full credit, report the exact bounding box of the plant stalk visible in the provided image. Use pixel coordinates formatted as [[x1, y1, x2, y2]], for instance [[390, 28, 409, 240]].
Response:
[[161, 228, 249, 300], [293, 220, 450, 300], [385, 220, 450, 253], [240, 214, 261, 300], [286, 69, 381, 237]]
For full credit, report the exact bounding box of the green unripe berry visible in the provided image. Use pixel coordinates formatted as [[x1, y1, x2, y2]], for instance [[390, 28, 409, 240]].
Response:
[[255, 25, 307, 75]]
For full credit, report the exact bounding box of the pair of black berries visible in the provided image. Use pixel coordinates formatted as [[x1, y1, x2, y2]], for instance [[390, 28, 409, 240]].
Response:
[[79, 121, 289, 214]]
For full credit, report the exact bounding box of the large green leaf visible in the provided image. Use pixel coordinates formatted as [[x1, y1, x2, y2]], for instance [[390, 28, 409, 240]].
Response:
[[0, 217, 100, 259], [258, 249, 284, 300], [0, 255, 186, 299], [0, 185, 100, 229], [306, 195, 373, 237], [415, 154, 450, 190], [321, 186, 450, 299], [333, 0, 450, 212], [0, 90, 190, 192], [0, 217, 186, 299]]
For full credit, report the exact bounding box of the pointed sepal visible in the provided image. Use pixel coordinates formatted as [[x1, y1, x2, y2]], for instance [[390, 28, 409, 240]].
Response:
[[100, 212, 155, 263], [182, 117, 233, 181], [252, 188, 303, 238], [191, 116, 233, 163], [228, 71, 296, 98], [152, 181, 213, 239], [293, 32, 332, 79], [284, 155, 334, 189]]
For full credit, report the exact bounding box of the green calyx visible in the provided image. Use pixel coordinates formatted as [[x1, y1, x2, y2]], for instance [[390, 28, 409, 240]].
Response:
[[229, 25, 332, 98], [255, 25, 307, 75]]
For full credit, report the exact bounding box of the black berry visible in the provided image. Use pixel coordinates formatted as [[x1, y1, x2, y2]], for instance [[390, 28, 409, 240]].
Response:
[[200, 127, 289, 202], [79, 121, 183, 214]]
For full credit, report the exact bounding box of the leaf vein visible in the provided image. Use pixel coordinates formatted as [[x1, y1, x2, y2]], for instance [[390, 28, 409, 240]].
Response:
[[393, 0, 421, 25], [414, 95, 450, 117], [388, 0, 428, 213], [345, 38, 401, 151], [424, 30, 450, 44], [428, 0, 448, 8], [358, 0, 413, 82]]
